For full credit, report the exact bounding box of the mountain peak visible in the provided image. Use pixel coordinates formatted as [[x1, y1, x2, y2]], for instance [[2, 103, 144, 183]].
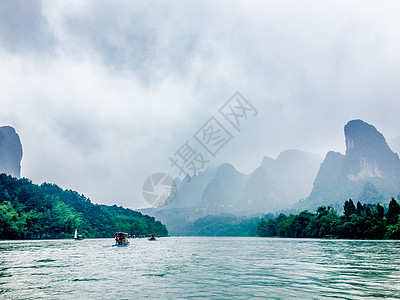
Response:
[[276, 149, 308, 160], [215, 163, 240, 177], [344, 119, 389, 154], [261, 155, 275, 169], [301, 120, 400, 212], [344, 120, 399, 180]]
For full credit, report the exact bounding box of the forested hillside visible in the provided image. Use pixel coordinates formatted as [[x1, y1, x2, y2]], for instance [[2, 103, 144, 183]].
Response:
[[0, 174, 168, 239]]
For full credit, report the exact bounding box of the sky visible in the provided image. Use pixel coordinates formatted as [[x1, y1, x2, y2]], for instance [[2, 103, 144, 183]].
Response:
[[1, 0, 400, 209]]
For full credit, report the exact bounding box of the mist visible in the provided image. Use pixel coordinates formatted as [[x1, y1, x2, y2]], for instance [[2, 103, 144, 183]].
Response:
[[1, 0, 400, 208]]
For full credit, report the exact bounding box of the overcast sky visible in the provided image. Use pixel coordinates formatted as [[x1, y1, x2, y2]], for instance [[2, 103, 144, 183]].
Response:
[[1, 0, 400, 209]]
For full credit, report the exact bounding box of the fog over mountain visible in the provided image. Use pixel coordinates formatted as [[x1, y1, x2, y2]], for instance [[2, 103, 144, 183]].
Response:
[[242, 150, 322, 211], [168, 168, 217, 209], [0, 126, 23, 178], [300, 120, 400, 212], [173, 149, 321, 212], [149, 119, 400, 235], [1, 1, 400, 209], [142, 149, 322, 233], [389, 137, 400, 156]]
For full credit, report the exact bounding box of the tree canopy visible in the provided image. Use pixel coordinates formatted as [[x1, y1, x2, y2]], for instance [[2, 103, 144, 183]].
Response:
[[0, 173, 168, 239], [257, 198, 400, 239]]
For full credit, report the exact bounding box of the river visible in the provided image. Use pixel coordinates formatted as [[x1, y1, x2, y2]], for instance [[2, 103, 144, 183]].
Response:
[[1, 237, 400, 299]]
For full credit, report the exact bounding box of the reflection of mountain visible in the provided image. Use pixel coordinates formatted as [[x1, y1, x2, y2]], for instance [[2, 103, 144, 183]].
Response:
[[142, 149, 322, 234], [300, 120, 400, 212], [0, 126, 23, 178]]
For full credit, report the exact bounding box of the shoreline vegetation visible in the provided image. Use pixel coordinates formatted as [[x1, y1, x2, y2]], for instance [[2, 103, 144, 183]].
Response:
[[0, 174, 168, 239], [257, 199, 400, 239], [2, 173, 400, 241]]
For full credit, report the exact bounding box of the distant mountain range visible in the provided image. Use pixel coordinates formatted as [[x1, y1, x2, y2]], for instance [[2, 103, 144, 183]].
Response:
[[3, 120, 399, 236], [0, 126, 23, 178], [142, 149, 322, 234], [144, 119, 400, 235], [169, 149, 322, 213]]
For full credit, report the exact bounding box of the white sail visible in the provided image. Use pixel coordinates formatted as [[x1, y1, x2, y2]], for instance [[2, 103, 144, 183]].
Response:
[[74, 229, 78, 239]]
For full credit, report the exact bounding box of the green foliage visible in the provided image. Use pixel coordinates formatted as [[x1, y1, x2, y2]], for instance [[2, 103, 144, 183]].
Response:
[[0, 201, 27, 238], [385, 217, 400, 239], [386, 198, 400, 225], [256, 218, 276, 237], [0, 173, 168, 239], [307, 207, 339, 238], [186, 214, 260, 236], [343, 199, 356, 219], [257, 199, 400, 240]]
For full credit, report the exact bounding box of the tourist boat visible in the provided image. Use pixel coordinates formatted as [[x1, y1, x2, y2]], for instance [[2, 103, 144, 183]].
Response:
[[113, 232, 130, 247], [148, 234, 157, 241], [74, 229, 84, 240]]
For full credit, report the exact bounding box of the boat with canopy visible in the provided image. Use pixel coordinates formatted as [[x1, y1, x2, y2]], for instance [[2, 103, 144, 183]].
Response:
[[113, 232, 130, 247]]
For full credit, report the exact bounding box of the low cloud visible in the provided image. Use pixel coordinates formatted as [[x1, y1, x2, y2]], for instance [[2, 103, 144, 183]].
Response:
[[1, 0, 400, 208]]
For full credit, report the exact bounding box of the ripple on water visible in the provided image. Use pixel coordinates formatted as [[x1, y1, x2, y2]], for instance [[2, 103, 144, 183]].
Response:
[[1, 238, 400, 299]]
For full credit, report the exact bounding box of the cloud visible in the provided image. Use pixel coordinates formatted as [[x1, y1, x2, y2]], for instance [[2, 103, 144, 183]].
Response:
[[0, 0, 55, 54], [1, 0, 400, 208]]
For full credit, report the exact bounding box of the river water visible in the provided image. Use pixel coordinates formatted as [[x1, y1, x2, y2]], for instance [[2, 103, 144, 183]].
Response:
[[1, 237, 400, 299]]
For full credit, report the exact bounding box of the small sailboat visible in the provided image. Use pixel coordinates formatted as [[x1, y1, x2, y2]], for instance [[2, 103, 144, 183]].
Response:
[[74, 229, 84, 240]]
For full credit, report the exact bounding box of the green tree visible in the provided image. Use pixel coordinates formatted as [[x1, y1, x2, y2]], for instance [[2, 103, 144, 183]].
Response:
[[0, 173, 168, 239], [386, 198, 400, 226], [385, 217, 400, 239], [257, 218, 277, 237], [307, 206, 339, 238], [376, 203, 384, 221], [0, 201, 27, 238], [344, 199, 356, 219], [356, 201, 365, 216]]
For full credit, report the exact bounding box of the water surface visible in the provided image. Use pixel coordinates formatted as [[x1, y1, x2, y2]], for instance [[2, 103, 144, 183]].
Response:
[[1, 237, 400, 299]]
